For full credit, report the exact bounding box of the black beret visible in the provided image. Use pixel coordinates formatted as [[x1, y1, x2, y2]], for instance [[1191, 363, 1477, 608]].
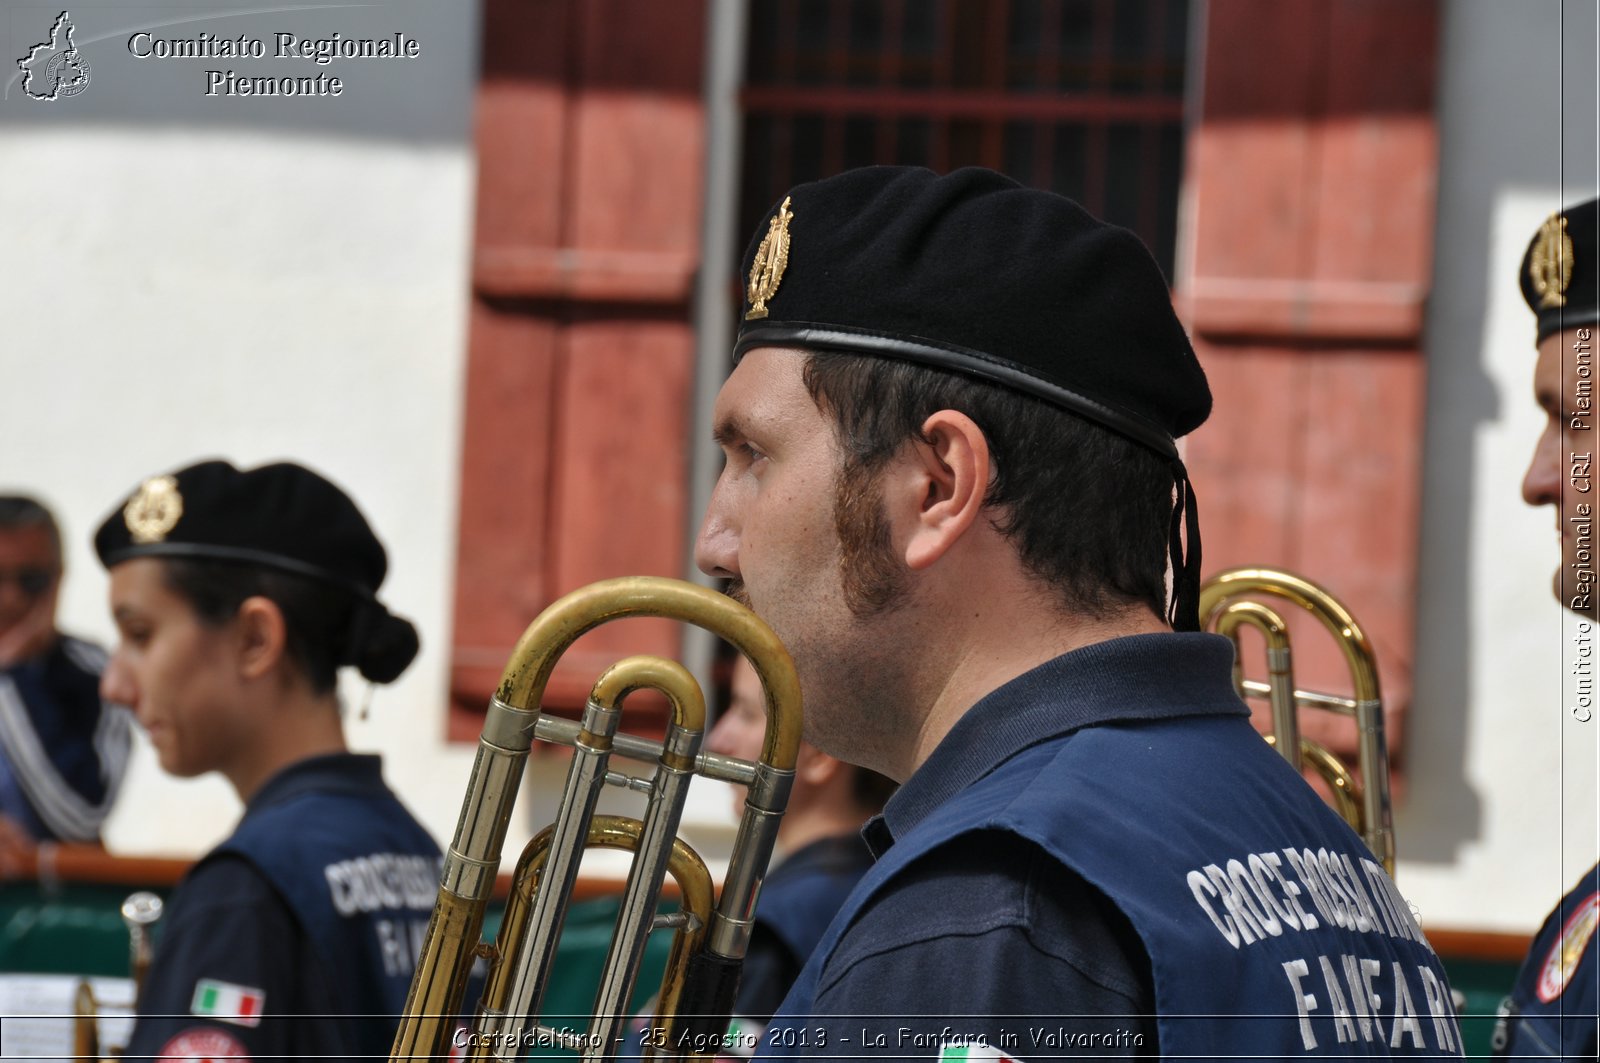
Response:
[[1521, 197, 1599, 344], [735, 166, 1210, 458], [95, 459, 388, 603]]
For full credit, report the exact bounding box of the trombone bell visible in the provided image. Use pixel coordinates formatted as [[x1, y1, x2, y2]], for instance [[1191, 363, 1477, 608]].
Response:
[[1199, 567, 1396, 876]]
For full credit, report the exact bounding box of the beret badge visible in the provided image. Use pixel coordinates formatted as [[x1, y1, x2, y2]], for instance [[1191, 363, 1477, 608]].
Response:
[[123, 475, 184, 544], [1529, 213, 1574, 309], [745, 196, 793, 321]]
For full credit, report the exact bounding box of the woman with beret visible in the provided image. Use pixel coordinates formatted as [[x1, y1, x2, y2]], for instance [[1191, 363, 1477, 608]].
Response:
[[95, 459, 439, 1062]]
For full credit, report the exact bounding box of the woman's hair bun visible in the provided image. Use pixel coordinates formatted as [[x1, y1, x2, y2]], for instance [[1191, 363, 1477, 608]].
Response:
[[354, 608, 420, 684]]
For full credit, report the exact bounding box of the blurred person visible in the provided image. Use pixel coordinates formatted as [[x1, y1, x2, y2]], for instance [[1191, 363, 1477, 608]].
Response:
[[698, 167, 1463, 1059], [1494, 197, 1600, 1061], [706, 655, 892, 1037], [95, 460, 439, 1061], [0, 495, 131, 864]]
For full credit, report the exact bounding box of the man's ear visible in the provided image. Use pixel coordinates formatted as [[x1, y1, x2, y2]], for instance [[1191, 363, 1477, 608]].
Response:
[[796, 742, 845, 788], [233, 597, 289, 681], [889, 410, 991, 571]]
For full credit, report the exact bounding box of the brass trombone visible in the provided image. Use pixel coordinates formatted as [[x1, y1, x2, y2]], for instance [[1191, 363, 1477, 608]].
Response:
[[1199, 567, 1395, 875], [392, 577, 801, 1062]]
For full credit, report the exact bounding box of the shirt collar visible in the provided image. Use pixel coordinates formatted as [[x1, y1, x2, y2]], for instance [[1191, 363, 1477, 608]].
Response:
[[865, 632, 1246, 856], [246, 752, 387, 814]]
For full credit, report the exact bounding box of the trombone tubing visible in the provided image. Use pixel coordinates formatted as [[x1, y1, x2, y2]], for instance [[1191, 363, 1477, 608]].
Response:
[[393, 577, 802, 1062], [1199, 567, 1394, 874], [477, 656, 708, 1060]]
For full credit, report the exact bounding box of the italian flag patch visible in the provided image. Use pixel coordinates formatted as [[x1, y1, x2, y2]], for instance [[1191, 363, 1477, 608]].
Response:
[[190, 978, 265, 1027], [937, 1044, 1019, 1063]]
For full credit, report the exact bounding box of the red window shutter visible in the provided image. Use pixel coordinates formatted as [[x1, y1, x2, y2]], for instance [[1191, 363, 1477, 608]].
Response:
[[450, 0, 708, 740]]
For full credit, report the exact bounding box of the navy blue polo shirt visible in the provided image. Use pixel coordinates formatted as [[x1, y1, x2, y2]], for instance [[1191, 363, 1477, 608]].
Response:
[[779, 638, 1242, 1059], [761, 633, 1460, 1060]]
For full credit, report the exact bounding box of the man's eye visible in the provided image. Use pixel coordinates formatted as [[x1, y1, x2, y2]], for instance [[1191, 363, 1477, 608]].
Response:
[[719, 438, 768, 470]]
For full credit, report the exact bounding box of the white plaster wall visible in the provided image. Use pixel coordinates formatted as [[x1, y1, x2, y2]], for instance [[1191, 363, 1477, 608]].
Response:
[[0, 0, 495, 857], [0, 0, 740, 879], [0, 129, 481, 856], [1405, 0, 1600, 932]]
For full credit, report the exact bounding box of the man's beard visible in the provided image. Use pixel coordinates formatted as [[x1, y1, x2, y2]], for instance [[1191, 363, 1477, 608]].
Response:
[[721, 460, 907, 621], [719, 463, 914, 774], [831, 459, 908, 618]]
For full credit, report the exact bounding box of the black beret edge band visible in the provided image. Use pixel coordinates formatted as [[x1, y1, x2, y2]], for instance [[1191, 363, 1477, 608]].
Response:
[[100, 541, 379, 605], [734, 323, 1180, 461], [1537, 308, 1600, 344]]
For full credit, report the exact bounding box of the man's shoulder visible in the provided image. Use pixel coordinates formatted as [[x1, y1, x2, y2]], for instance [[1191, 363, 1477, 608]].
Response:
[[829, 829, 1150, 998], [847, 829, 1041, 930], [803, 829, 1156, 1036], [1520, 862, 1600, 994], [1565, 861, 1600, 901]]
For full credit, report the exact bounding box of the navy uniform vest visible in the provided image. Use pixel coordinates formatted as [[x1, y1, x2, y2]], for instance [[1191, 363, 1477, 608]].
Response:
[[214, 754, 441, 1056], [766, 713, 1464, 1060]]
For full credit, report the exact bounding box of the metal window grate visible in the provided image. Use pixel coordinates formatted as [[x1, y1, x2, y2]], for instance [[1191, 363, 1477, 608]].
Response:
[[740, 0, 1189, 276]]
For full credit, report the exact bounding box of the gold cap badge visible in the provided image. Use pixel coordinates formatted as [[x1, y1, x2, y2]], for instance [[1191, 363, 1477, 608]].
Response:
[[1530, 213, 1574, 309], [124, 475, 183, 544], [746, 196, 793, 321]]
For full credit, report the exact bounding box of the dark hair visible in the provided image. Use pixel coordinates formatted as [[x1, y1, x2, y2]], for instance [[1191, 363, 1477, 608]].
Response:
[[0, 495, 63, 561], [161, 558, 419, 694], [802, 352, 1174, 620]]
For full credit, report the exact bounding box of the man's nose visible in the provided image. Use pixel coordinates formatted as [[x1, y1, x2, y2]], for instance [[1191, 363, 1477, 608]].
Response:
[[1523, 422, 1563, 507], [694, 483, 740, 580]]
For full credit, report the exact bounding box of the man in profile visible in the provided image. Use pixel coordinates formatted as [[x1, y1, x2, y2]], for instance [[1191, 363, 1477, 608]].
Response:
[[0, 495, 131, 862], [697, 166, 1462, 1059], [1494, 196, 1599, 1060]]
